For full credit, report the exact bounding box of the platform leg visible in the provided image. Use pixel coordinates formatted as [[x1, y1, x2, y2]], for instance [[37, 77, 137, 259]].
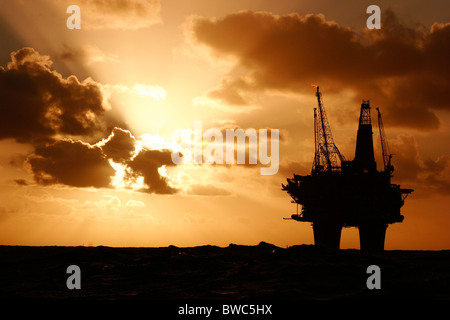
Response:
[[359, 222, 387, 252], [312, 221, 342, 250]]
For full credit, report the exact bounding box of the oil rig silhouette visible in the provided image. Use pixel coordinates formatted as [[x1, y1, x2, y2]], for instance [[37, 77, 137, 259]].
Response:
[[282, 86, 413, 251]]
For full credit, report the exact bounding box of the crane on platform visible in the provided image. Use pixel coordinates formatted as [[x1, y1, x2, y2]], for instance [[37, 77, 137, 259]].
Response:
[[312, 85, 345, 174], [376, 107, 393, 174]]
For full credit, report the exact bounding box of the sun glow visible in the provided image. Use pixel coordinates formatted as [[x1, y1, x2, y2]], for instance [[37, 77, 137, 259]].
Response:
[[158, 165, 168, 177], [109, 159, 146, 191], [133, 83, 167, 100], [109, 159, 126, 189]]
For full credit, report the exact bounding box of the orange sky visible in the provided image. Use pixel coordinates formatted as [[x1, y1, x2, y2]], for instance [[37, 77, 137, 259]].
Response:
[[0, 0, 449, 250]]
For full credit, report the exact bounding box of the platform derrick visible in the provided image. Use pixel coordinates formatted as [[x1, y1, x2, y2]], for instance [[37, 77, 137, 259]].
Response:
[[282, 87, 413, 251]]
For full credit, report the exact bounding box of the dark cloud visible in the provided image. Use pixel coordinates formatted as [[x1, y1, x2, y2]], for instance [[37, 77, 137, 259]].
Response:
[[27, 139, 114, 188], [25, 128, 178, 194], [101, 127, 137, 163], [100, 127, 177, 194], [0, 47, 120, 144], [128, 149, 177, 194], [191, 10, 450, 130], [387, 135, 450, 196], [14, 179, 28, 186], [101, 127, 178, 194], [0, 47, 176, 194]]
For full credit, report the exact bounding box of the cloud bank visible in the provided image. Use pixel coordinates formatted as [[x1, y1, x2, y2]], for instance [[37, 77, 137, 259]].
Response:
[[0, 47, 114, 144], [190, 10, 450, 130], [0, 47, 176, 194], [26, 127, 177, 194]]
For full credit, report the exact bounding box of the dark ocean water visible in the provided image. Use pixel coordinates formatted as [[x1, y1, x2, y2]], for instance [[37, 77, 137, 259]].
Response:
[[1, 242, 449, 301]]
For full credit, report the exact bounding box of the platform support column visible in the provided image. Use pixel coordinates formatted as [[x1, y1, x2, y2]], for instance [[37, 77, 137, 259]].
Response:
[[312, 221, 342, 250], [359, 222, 387, 252]]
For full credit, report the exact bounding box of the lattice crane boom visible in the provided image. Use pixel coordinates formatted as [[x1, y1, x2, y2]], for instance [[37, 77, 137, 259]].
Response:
[[312, 86, 345, 173], [376, 107, 393, 173]]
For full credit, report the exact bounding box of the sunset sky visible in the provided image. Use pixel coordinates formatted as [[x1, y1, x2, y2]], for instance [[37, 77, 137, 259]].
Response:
[[0, 0, 449, 249]]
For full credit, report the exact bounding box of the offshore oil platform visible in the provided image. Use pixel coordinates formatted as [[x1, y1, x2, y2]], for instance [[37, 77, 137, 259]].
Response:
[[282, 86, 413, 251]]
